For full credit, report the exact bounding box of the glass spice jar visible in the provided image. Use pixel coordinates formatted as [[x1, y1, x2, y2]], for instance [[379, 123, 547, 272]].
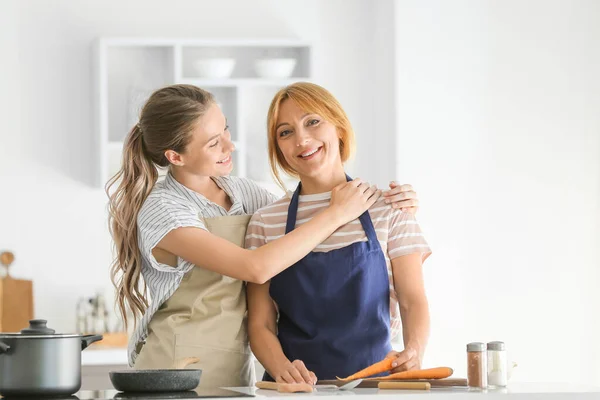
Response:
[[467, 342, 488, 389], [487, 341, 508, 387]]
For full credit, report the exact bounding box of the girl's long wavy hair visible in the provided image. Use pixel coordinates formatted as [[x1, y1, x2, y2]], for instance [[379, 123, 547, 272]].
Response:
[[106, 84, 215, 329]]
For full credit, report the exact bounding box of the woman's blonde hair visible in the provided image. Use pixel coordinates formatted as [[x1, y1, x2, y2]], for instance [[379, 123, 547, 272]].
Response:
[[106, 84, 215, 328], [267, 82, 356, 190]]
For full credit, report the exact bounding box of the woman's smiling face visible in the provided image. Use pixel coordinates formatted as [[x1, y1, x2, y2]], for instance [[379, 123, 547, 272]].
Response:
[[176, 102, 235, 176], [275, 99, 342, 180]]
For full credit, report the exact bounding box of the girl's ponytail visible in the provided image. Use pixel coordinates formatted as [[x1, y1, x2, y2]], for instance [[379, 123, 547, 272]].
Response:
[[106, 124, 157, 328]]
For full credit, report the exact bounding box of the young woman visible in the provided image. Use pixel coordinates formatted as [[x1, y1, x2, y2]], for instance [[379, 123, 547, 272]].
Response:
[[107, 84, 420, 388], [245, 82, 432, 384]]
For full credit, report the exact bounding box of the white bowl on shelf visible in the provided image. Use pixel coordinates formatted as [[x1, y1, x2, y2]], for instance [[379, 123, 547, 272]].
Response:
[[193, 58, 236, 79], [254, 58, 297, 79]]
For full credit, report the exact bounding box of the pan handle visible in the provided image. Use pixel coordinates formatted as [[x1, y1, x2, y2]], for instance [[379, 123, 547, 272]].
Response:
[[81, 334, 103, 350], [0, 341, 10, 354]]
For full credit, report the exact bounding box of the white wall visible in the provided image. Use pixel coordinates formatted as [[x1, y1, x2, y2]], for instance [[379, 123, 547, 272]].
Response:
[[0, 1, 20, 165], [0, 0, 385, 332], [394, 0, 600, 385]]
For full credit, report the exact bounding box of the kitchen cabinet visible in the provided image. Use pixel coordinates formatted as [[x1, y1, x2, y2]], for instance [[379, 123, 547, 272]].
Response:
[[93, 38, 312, 193], [81, 364, 124, 391], [81, 348, 127, 390]]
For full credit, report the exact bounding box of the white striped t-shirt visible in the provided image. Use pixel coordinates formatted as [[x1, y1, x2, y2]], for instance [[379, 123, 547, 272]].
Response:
[[244, 191, 432, 340], [129, 172, 277, 366]]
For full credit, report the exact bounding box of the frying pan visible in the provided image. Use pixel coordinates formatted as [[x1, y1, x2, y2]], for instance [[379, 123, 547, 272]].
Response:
[[112, 388, 200, 399], [109, 357, 202, 393]]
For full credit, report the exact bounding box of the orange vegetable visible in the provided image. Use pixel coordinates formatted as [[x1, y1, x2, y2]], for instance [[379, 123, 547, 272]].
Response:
[[367, 367, 454, 381], [337, 358, 395, 381]]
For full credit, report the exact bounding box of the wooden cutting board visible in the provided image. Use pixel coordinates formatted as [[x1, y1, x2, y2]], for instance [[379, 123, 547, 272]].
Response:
[[317, 378, 467, 388], [0, 276, 34, 332]]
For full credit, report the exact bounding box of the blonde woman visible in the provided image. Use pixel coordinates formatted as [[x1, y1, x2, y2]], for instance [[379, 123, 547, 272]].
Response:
[[107, 84, 420, 388], [245, 82, 432, 383]]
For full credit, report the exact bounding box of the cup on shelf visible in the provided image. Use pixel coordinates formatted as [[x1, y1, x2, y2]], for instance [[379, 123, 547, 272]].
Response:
[[193, 58, 236, 79], [254, 58, 297, 79]]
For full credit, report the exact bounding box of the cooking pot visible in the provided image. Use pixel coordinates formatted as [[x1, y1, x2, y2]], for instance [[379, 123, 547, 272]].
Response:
[[0, 319, 102, 397]]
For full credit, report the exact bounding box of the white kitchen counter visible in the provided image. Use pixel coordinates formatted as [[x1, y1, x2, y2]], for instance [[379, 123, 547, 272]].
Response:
[[77, 351, 600, 398], [225, 383, 600, 399], [81, 348, 128, 366]]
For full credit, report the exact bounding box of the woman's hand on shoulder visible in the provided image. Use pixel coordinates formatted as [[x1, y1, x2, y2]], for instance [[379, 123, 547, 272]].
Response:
[[328, 178, 381, 224], [382, 182, 419, 213]]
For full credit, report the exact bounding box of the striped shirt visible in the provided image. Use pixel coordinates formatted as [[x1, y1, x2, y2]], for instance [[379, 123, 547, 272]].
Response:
[[244, 191, 432, 340], [129, 172, 277, 366]]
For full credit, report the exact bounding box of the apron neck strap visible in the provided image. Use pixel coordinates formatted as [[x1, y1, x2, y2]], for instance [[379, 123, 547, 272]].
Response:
[[285, 175, 379, 247], [285, 181, 303, 234]]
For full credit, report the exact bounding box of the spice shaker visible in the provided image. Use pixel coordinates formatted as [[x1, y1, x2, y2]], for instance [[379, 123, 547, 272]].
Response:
[[487, 341, 508, 387], [467, 342, 487, 388]]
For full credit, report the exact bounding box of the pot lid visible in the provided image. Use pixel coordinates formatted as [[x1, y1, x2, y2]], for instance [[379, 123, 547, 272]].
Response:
[[21, 319, 56, 334], [0, 319, 82, 339]]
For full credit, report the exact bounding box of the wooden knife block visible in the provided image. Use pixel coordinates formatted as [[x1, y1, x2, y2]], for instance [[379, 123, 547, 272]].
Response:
[[0, 277, 34, 332]]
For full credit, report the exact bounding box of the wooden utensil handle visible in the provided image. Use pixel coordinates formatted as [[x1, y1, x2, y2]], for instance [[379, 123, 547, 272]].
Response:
[[378, 381, 431, 390], [255, 381, 313, 393], [256, 381, 280, 390], [0, 251, 15, 278], [173, 356, 200, 369]]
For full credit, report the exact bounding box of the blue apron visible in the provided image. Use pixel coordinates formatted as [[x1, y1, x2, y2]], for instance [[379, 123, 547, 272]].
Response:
[[264, 176, 392, 381]]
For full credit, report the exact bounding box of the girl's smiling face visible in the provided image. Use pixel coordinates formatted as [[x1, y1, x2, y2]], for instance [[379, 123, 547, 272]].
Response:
[[275, 99, 343, 180], [169, 103, 235, 176]]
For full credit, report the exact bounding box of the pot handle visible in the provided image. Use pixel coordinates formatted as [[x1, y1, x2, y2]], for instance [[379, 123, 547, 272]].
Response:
[[81, 334, 103, 350], [0, 341, 10, 354]]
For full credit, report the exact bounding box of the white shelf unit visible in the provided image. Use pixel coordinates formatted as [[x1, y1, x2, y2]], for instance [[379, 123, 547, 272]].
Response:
[[93, 38, 311, 193]]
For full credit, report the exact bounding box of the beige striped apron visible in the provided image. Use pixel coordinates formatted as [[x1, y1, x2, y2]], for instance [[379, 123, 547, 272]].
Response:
[[134, 215, 255, 388]]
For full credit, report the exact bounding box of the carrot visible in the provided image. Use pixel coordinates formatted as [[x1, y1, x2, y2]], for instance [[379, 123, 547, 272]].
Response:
[[366, 367, 454, 381], [336, 358, 395, 381]]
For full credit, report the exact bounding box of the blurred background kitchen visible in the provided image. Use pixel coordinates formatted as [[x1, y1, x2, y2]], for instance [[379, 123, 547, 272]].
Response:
[[0, 0, 599, 388]]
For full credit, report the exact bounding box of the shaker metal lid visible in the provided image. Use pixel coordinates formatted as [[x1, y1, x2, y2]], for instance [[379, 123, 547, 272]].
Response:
[[487, 341, 506, 351], [467, 342, 486, 351]]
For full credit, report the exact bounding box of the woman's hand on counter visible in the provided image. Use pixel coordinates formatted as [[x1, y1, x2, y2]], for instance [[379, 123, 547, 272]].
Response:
[[273, 359, 317, 384], [385, 347, 422, 373]]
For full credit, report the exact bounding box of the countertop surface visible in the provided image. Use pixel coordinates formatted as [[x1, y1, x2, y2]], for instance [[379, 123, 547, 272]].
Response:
[[4, 383, 599, 400], [81, 348, 129, 366]]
